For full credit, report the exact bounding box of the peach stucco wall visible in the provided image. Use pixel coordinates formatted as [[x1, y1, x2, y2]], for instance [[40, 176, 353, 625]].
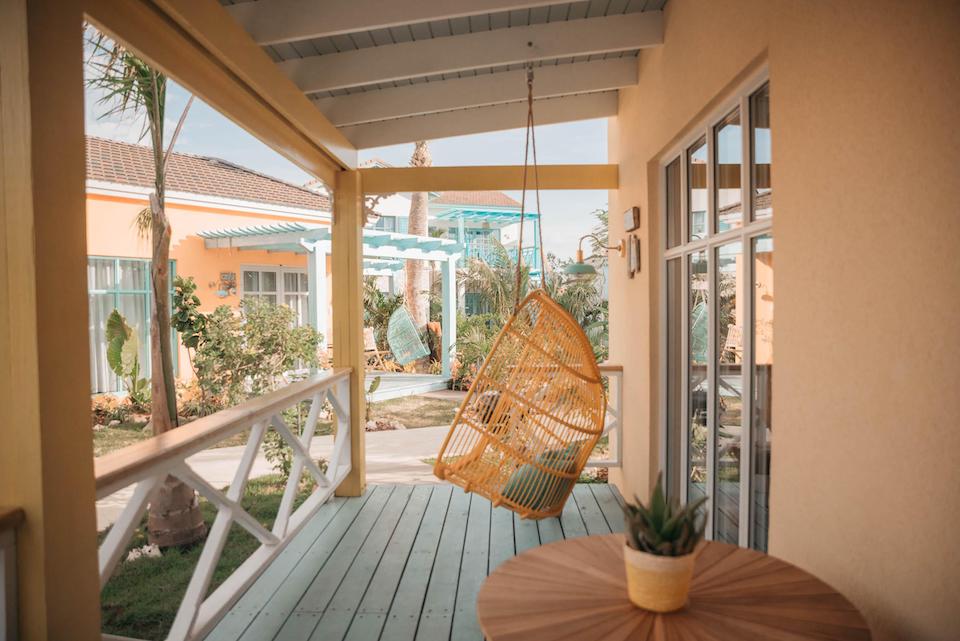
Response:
[[86, 193, 332, 377], [607, 1, 960, 639]]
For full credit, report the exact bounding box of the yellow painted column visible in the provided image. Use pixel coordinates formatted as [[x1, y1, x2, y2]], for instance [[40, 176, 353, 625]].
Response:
[[332, 170, 367, 496], [0, 0, 102, 638]]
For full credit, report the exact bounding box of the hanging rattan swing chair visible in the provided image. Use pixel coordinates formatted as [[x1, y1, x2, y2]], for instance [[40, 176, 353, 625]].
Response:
[[433, 68, 606, 520]]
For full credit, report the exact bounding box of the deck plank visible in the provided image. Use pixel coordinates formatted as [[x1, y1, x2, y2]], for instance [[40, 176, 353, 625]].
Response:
[[450, 494, 491, 641], [536, 514, 564, 544], [204, 496, 348, 641], [341, 485, 434, 641], [413, 488, 471, 641], [234, 488, 378, 641], [558, 487, 589, 539], [488, 505, 515, 571], [590, 483, 626, 534], [572, 484, 612, 536], [273, 485, 395, 640], [512, 511, 540, 554], [377, 485, 453, 641], [310, 485, 415, 640]]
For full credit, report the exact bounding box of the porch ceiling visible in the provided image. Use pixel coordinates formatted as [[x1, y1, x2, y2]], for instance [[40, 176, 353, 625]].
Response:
[[219, 0, 664, 147]]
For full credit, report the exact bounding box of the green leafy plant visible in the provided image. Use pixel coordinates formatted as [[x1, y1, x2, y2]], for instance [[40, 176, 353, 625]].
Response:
[[105, 310, 150, 410], [172, 275, 206, 351], [622, 472, 707, 556]]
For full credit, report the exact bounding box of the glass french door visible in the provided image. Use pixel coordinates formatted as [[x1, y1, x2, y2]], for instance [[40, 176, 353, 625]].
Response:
[[663, 80, 773, 550]]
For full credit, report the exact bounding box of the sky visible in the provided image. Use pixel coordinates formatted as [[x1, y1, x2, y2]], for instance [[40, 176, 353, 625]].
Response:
[[85, 79, 609, 260]]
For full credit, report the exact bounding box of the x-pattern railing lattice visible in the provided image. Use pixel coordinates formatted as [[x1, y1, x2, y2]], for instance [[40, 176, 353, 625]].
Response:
[[95, 370, 352, 641]]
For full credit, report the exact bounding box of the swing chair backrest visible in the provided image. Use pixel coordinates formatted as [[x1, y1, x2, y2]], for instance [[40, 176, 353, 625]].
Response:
[[434, 289, 606, 519], [386, 305, 429, 366]]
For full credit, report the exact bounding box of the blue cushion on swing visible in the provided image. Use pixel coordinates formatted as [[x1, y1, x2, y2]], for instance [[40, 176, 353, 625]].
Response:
[[501, 442, 581, 512]]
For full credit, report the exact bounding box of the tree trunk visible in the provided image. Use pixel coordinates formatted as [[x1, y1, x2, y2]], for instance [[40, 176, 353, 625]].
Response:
[[405, 141, 431, 328]]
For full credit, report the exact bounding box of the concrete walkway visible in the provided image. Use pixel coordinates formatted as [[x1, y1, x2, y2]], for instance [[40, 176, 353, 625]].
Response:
[[96, 425, 450, 529]]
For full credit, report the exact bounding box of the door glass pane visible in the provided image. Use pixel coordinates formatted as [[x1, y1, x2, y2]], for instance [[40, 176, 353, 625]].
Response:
[[751, 234, 774, 550], [687, 139, 707, 241], [300, 272, 309, 292], [666, 157, 682, 249], [118, 293, 150, 377], [243, 270, 259, 293], [261, 271, 277, 292], [118, 259, 148, 291], [665, 258, 682, 499], [715, 109, 743, 233], [261, 294, 277, 305], [687, 250, 708, 504], [715, 241, 744, 544], [751, 84, 772, 221]]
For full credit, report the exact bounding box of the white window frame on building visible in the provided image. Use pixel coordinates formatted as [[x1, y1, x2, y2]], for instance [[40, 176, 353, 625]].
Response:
[[659, 68, 773, 551], [240, 264, 310, 326]]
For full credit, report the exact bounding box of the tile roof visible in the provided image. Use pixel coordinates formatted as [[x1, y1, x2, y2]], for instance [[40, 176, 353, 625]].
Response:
[[431, 190, 521, 208], [86, 136, 331, 212]]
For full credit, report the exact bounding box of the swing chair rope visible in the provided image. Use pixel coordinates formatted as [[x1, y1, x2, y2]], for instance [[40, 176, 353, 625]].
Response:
[[514, 65, 549, 314]]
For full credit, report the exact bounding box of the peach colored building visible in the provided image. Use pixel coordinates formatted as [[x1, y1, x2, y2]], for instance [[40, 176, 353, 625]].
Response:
[[85, 137, 330, 393]]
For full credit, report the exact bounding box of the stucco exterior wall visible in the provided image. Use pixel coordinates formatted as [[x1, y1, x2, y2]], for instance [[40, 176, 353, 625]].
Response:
[[86, 193, 331, 378], [607, 1, 960, 639]]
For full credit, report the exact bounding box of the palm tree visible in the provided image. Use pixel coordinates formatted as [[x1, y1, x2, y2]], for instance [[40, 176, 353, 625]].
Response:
[[405, 141, 431, 328], [87, 29, 204, 547], [458, 240, 531, 321]]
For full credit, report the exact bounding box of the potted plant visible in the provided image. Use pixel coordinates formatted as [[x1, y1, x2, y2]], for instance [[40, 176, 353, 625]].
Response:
[[621, 473, 707, 612]]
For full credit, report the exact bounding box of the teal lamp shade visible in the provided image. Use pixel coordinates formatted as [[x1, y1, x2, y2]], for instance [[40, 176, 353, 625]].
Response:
[[564, 260, 598, 280]]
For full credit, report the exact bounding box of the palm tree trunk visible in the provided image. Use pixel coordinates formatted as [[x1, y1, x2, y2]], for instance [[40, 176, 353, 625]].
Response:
[[405, 141, 431, 328]]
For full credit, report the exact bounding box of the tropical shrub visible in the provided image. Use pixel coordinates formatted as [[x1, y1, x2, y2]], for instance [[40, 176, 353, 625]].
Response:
[[362, 277, 404, 351], [105, 310, 150, 410], [92, 394, 132, 426]]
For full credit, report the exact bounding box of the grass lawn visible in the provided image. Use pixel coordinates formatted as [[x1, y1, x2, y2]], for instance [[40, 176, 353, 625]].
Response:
[[368, 395, 460, 428], [100, 474, 313, 640], [93, 422, 253, 458]]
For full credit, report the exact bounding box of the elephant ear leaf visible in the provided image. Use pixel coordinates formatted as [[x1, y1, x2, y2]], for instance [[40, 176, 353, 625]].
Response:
[[120, 328, 140, 376], [106, 336, 124, 376], [105, 309, 129, 342]]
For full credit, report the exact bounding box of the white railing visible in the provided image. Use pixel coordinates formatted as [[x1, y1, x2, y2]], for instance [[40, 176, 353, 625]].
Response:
[[95, 368, 352, 641], [587, 363, 623, 468], [1, 508, 23, 641]]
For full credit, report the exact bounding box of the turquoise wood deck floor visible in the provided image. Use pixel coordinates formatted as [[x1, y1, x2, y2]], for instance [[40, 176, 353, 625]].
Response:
[[205, 483, 625, 641]]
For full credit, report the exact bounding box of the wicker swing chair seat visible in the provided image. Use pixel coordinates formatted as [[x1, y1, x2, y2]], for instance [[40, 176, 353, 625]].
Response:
[[434, 290, 606, 519]]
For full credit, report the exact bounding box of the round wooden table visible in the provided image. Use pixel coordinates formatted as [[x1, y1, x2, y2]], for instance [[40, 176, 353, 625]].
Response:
[[477, 534, 871, 641]]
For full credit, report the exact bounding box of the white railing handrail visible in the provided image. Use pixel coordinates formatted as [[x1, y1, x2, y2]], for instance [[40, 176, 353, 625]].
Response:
[[1, 507, 23, 641], [588, 362, 623, 468], [94, 368, 350, 499], [96, 368, 354, 641]]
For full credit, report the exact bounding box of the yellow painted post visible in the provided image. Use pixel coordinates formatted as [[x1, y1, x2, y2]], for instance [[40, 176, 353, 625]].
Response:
[[0, 0, 101, 638], [332, 170, 366, 496]]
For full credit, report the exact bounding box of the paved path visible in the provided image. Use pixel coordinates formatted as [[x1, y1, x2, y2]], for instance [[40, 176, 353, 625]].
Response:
[[96, 425, 450, 529]]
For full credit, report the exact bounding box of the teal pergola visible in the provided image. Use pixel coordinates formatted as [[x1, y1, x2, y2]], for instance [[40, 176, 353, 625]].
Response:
[[198, 222, 462, 382], [433, 208, 542, 276]]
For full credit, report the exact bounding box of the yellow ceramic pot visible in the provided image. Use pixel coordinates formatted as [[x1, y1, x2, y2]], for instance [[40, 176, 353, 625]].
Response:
[[622, 543, 696, 612]]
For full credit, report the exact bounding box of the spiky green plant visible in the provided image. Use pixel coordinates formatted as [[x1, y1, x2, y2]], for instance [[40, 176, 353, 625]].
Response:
[[622, 473, 707, 556]]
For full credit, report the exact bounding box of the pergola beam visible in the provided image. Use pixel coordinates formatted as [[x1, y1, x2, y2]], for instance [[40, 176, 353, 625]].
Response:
[[342, 91, 618, 149], [314, 58, 637, 127], [279, 12, 662, 94], [361, 164, 619, 193], [226, 0, 564, 47]]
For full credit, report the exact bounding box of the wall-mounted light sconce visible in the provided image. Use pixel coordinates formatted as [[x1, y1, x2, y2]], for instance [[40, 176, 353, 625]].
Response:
[[563, 234, 626, 281]]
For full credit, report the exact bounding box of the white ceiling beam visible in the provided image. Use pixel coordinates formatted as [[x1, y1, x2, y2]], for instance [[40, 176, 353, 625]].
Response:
[[226, 0, 564, 46], [280, 12, 662, 94], [341, 92, 618, 149], [314, 58, 637, 127]]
